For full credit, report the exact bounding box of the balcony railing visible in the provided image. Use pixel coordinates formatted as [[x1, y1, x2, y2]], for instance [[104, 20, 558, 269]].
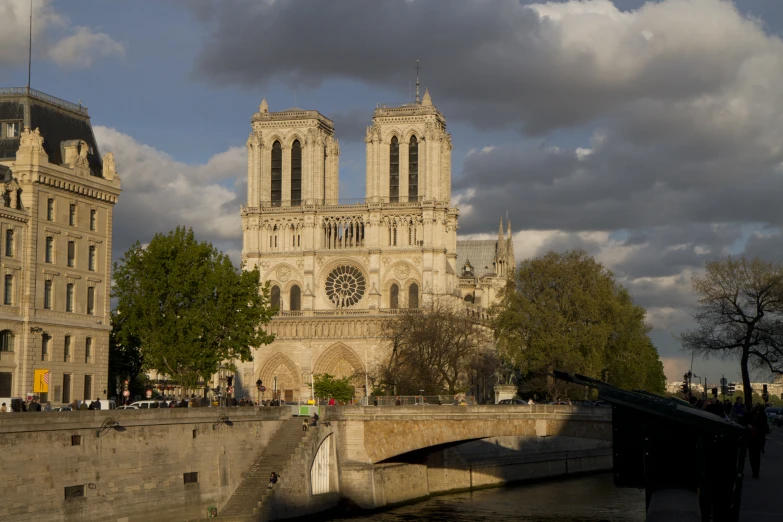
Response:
[[0, 87, 89, 116]]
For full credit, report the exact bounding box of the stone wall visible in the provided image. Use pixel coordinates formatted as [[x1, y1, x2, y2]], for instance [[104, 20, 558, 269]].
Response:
[[0, 408, 288, 521]]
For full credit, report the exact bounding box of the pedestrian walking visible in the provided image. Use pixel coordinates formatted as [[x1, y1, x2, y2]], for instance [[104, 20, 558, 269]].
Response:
[[0, 402, 6, 413], [732, 397, 745, 420], [744, 404, 770, 478]]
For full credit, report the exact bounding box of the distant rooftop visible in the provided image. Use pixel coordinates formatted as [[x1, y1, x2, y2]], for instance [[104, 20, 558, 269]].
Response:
[[0, 87, 89, 117]]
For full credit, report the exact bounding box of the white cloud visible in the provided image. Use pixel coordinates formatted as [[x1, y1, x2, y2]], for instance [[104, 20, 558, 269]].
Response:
[[0, 0, 123, 73], [48, 26, 125, 68], [94, 126, 245, 259]]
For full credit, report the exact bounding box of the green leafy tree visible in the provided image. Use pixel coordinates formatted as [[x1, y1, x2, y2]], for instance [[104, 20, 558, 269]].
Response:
[[113, 227, 275, 395], [314, 373, 355, 403], [108, 312, 144, 398], [492, 250, 665, 399], [681, 256, 783, 410]]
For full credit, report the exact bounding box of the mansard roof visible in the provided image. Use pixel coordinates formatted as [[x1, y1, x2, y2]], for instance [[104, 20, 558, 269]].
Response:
[[456, 239, 498, 278], [0, 87, 103, 177]]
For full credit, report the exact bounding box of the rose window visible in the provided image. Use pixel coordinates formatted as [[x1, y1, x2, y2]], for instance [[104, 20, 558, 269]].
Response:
[[325, 265, 366, 308]]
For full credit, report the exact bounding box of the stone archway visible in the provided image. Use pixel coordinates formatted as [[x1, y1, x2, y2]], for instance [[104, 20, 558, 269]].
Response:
[[257, 352, 301, 402], [313, 343, 365, 380]]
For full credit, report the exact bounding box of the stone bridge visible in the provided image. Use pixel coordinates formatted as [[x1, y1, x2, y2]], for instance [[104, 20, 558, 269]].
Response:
[[305, 404, 614, 511], [324, 404, 612, 464]]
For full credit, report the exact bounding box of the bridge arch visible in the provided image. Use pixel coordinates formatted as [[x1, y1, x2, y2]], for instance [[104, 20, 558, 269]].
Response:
[[311, 434, 333, 495]]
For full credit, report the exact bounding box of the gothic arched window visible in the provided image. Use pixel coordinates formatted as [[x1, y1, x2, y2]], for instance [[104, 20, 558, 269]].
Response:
[[409, 136, 418, 201], [389, 137, 399, 203], [271, 285, 281, 311], [408, 283, 419, 309], [271, 141, 282, 206], [291, 140, 302, 206], [290, 284, 301, 311], [390, 284, 399, 309]]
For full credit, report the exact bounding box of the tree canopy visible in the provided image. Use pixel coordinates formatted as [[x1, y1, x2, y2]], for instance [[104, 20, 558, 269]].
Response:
[[681, 256, 783, 409], [313, 373, 355, 403], [374, 299, 492, 395], [112, 227, 275, 393], [492, 250, 665, 398]]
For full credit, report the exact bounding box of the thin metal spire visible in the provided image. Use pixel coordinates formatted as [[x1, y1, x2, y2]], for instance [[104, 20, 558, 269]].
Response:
[[415, 60, 420, 104], [27, 0, 33, 91]]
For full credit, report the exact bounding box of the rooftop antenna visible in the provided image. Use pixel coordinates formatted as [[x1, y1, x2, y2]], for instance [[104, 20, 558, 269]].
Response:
[[27, 0, 33, 91], [415, 60, 420, 104]]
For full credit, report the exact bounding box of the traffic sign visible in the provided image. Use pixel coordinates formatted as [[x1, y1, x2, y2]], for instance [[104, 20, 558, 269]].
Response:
[[720, 377, 727, 386], [145, 390, 152, 399], [260, 386, 266, 392], [123, 390, 130, 397]]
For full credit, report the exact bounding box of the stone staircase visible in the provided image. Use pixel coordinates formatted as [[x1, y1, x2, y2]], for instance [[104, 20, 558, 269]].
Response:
[[218, 417, 309, 521]]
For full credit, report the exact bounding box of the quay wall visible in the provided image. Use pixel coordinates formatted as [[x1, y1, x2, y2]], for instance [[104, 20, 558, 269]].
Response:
[[0, 408, 288, 522]]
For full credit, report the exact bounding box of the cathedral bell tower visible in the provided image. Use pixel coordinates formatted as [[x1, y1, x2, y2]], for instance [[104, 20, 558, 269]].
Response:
[[364, 89, 452, 204], [246, 99, 340, 207]]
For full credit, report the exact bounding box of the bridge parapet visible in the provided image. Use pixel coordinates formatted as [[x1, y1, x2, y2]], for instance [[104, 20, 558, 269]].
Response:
[[324, 405, 611, 465]]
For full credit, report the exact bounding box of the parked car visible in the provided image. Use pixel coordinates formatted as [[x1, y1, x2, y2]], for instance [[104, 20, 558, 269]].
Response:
[[765, 407, 783, 419], [116, 405, 139, 410], [129, 400, 162, 409], [549, 401, 571, 405], [51, 405, 73, 412], [498, 398, 527, 405]]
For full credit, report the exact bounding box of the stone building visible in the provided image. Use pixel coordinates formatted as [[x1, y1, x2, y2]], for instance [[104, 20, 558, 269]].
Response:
[[0, 88, 121, 404], [238, 92, 511, 402]]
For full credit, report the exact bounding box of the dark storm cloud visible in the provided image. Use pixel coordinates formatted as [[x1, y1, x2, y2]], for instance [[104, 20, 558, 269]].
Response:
[[330, 108, 372, 143], [189, 0, 781, 134]]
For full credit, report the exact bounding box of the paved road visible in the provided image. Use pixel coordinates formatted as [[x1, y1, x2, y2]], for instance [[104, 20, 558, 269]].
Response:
[[739, 426, 783, 522]]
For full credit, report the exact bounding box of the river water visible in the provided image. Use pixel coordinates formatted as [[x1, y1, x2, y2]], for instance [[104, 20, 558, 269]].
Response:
[[326, 473, 645, 522]]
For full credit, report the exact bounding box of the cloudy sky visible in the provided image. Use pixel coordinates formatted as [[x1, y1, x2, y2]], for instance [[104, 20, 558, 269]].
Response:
[[3, 0, 782, 384]]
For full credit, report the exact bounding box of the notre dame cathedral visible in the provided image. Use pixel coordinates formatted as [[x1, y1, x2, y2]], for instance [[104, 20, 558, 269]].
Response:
[[237, 90, 514, 402]]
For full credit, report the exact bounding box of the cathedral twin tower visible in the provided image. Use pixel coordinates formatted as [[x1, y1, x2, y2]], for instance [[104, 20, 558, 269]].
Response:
[[239, 91, 511, 402]]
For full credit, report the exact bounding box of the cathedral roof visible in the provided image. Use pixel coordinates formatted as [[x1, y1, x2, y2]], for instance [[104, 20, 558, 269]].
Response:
[[0, 87, 103, 177], [456, 240, 499, 278]]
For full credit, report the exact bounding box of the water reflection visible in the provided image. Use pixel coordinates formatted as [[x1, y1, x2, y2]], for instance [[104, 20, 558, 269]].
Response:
[[327, 473, 645, 522]]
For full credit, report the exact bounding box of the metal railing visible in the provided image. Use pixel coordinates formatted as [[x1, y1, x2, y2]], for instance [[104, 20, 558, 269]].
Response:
[[249, 196, 427, 209], [275, 308, 424, 318], [0, 87, 89, 116]]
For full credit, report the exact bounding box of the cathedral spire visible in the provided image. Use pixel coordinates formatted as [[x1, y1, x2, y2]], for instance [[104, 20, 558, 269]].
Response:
[[415, 60, 420, 104], [506, 215, 512, 240], [259, 98, 269, 114], [497, 217, 504, 243]]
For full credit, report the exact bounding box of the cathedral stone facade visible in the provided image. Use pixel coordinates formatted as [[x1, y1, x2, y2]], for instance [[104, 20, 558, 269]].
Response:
[[238, 92, 513, 402]]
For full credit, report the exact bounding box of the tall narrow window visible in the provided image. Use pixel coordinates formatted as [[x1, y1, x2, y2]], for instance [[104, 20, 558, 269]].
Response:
[[66, 284, 74, 312], [5, 229, 13, 257], [67, 241, 75, 267], [271, 285, 281, 311], [45, 236, 54, 263], [85, 337, 92, 362], [390, 284, 399, 309], [291, 140, 302, 206], [62, 373, 71, 404], [90, 209, 96, 231], [87, 287, 95, 315], [83, 375, 92, 400], [409, 136, 418, 201], [290, 285, 301, 311], [88, 245, 96, 271], [64, 335, 71, 362], [69, 204, 76, 226], [389, 137, 399, 203], [271, 141, 282, 206], [47, 198, 54, 221], [42, 334, 50, 361], [44, 280, 52, 309], [0, 331, 13, 352], [3, 275, 11, 305], [408, 283, 419, 309]]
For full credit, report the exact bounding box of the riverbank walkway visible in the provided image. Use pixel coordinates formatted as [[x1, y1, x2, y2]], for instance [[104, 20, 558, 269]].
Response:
[[739, 426, 783, 521]]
